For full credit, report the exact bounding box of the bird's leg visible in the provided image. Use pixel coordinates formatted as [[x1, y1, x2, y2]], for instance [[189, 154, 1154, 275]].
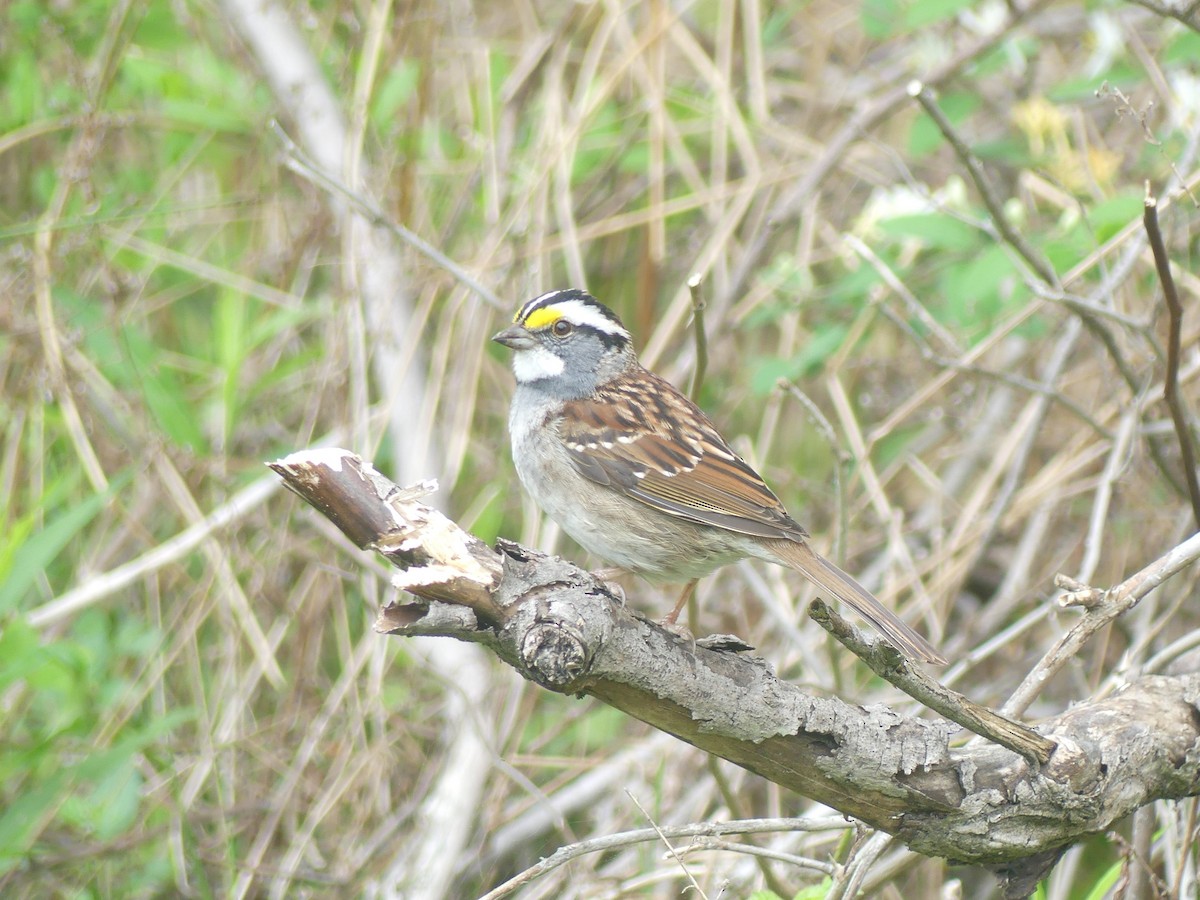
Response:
[[662, 579, 698, 626], [591, 566, 628, 581]]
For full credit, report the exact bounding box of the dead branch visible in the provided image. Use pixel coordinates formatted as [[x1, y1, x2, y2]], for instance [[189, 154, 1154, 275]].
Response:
[[809, 600, 1056, 766], [271, 448, 1200, 898], [1144, 190, 1200, 528]]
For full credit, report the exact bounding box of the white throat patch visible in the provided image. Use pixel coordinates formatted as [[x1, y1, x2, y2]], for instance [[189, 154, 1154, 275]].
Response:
[[511, 346, 565, 382]]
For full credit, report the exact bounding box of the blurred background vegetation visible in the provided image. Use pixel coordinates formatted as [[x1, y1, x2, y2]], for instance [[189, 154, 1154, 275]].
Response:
[[2, 0, 1199, 897]]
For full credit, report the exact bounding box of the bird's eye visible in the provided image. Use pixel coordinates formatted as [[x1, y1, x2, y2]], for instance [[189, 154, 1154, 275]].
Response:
[[551, 319, 573, 337]]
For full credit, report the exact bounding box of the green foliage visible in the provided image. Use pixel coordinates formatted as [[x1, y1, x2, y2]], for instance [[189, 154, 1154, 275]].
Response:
[[1081, 859, 1123, 900], [751, 325, 850, 394], [370, 58, 422, 132], [1049, 63, 1145, 103], [793, 879, 835, 899], [746, 880, 835, 900], [1089, 191, 1144, 243], [877, 212, 979, 252], [1164, 29, 1200, 65], [0, 473, 129, 614], [908, 93, 981, 158], [871, 210, 1035, 342], [0, 615, 191, 880], [862, 0, 979, 37], [523, 701, 627, 758], [902, 0, 979, 31]]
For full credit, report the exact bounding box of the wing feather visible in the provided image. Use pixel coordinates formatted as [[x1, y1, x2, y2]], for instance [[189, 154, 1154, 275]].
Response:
[[558, 368, 808, 542]]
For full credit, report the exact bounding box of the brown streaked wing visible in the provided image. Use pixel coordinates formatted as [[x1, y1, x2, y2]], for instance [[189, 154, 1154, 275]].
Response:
[[558, 368, 808, 541]]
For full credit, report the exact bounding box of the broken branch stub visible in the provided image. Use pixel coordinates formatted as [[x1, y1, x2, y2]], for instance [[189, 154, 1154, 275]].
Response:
[[268, 448, 505, 622]]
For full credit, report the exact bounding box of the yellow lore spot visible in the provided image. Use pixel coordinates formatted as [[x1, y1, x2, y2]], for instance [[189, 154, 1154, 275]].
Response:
[[521, 307, 563, 330]]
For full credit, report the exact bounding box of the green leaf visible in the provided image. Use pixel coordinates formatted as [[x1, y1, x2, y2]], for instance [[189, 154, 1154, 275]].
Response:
[[371, 58, 422, 131], [826, 260, 885, 309], [1041, 229, 1090, 275], [122, 327, 208, 450], [0, 49, 42, 128], [939, 244, 1028, 338], [1081, 858, 1123, 900], [617, 140, 649, 174], [213, 292, 248, 374], [214, 289, 249, 441], [1050, 64, 1142, 103], [861, 0, 901, 38], [61, 759, 143, 840], [131, 2, 190, 51], [0, 620, 42, 689], [76, 710, 194, 783], [908, 92, 981, 158], [903, 0, 976, 30], [877, 213, 981, 252], [1165, 30, 1200, 67], [792, 879, 835, 900], [93, 765, 143, 840], [973, 136, 1032, 165], [0, 771, 70, 872], [750, 325, 849, 393], [0, 475, 125, 614], [6, 0, 44, 36], [1088, 192, 1142, 243]]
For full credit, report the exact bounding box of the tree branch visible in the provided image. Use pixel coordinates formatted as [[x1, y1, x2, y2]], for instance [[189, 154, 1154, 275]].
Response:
[[1144, 190, 1200, 529], [809, 600, 1056, 766], [270, 448, 1200, 896]]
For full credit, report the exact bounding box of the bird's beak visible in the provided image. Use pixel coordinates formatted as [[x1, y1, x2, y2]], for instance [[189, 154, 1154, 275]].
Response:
[[492, 325, 537, 350]]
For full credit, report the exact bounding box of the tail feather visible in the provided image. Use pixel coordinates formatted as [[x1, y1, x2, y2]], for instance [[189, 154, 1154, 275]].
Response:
[[767, 539, 946, 665]]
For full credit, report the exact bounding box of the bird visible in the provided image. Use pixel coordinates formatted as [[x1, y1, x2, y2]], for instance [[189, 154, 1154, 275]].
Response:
[[492, 288, 945, 664]]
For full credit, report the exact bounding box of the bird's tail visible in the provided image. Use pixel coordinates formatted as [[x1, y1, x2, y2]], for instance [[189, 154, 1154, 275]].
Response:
[[767, 539, 946, 665]]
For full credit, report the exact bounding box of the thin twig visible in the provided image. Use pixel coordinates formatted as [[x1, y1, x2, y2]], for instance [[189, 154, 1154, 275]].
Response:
[[269, 121, 505, 311], [1144, 189, 1200, 528], [809, 600, 1057, 766], [32, 0, 144, 495], [476, 816, 850, 899], [843, 232, 962, 355], [1078, 408, 1140, 585], [1125, 0, 1200, 31], [688, 273, 709, 400], [625, 790, 708, 899], [1099, 83, 1199, 206], [676, 837, 838, 875], [778, 379, 850, 565], [721, 0, 1055, 310], [29, 470, 283, 627], [828, 830, 892, 900], [1003, 530, 1200, 717], [909, 81, 1057, 287], [705, 756, 791, 897], [925, 353, 1108, 439]]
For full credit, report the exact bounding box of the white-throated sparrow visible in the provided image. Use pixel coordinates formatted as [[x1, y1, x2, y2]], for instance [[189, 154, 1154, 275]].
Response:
[[493, 289, 945, 664]]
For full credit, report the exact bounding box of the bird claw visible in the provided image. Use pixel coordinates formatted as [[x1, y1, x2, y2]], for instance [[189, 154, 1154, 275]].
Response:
[[589, 570, 628, 606]]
